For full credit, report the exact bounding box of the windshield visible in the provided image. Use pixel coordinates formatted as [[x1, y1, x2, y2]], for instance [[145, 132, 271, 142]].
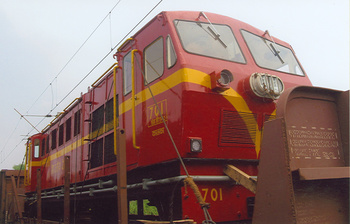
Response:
[[241, 30, 304, 76], [174, 20, 245, 63]]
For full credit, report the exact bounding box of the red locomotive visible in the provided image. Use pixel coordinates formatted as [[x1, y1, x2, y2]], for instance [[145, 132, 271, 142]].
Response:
[[24, 11, 348, 223]]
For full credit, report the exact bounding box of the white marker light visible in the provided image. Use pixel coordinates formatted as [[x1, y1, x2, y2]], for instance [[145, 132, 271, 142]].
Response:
[[190, 138, 202, 153]]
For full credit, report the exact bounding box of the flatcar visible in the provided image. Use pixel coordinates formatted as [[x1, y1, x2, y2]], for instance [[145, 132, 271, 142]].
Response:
[[24, 11, 344, 223]]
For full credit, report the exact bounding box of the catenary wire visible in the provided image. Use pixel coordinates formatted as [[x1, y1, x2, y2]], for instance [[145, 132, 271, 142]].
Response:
[[25, 0, 123, 115], [28, 0, 164, 134], [3, 0, 163, 166], [0, 117, 22, 163], [0, 0, 121, 164]]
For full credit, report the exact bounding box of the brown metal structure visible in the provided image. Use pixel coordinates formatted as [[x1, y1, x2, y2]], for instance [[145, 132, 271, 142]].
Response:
[[116, 129, 128, 224], [0, 170, 25, 224], [64, 156, 70, 224], [11, 175, 24, 224], [253, 86, 349, 224], [37, 169, 42, 224]]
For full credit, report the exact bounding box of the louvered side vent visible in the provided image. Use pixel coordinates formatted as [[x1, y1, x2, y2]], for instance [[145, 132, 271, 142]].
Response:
[[219, 110, 257, 146]]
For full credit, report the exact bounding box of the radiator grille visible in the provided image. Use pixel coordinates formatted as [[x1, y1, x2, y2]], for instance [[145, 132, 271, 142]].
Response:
[[219, 110, 257, 146]]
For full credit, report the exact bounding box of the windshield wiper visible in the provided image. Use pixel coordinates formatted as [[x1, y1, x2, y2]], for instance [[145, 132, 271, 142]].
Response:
[[270, 43, 284, 64], [197, 12, 227, 48], [263, 30, 284, 64], [207, 26, 227, 48]]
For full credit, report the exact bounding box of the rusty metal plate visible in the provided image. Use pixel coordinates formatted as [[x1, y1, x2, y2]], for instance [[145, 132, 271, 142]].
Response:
[[298, 167, 350, 180], [276, 86, 347, 171], [293, 179, 349, 224], [253, 86, 349, 224]]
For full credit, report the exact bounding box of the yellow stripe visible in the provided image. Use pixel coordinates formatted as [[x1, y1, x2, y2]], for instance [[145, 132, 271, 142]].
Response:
[[38, 68, 263, 164], [90, 122, 114, 139], [41, 68, 209, 165], [29, 161, 43, 167], [219, 88, 261, 157], [119, 68, 211, 114], [36, 135, 87, 167]]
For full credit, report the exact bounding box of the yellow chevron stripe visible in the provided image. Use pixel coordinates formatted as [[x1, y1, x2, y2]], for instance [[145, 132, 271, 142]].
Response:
[[219, 88, 261, 157], [35, 67, 262, 165], [119, 68, 211, 114]]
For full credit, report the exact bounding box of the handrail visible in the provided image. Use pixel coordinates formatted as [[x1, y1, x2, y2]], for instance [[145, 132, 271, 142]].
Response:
[[117, 38, 134, 52], [113, 64, 120, 155], [131, 49, 140, 150], [49, 112, 63, 126], [92, 62, 118, 87], [41, 112, 63, 133], [24, 142, 31, 186], [41, 61, 117, 133], [41, 97, 81, 133], [63, 98, 80, 112]]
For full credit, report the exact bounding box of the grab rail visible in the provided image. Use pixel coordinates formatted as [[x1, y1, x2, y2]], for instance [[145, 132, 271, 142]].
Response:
[[131, 49, 140, 150], [92, 63, 118, 87], [113, 64, 120, 155]]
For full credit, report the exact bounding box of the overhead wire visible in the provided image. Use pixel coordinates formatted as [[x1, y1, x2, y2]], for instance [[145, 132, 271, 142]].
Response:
[[3, 0, 164, 163], [26, 0, 123, 115], [136, 53, 215, 224], [135, 55, 190, 177], [1, 1, 125, 165], [25, 0, 164, 136], [1, 138, 26, 164], [0, 117, 22, 164]]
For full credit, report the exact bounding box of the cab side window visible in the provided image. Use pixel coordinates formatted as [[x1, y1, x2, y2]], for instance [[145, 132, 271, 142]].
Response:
[[74, 110, 81, 137], [123, 51, 132, 95], [144, 37, 164, 84], [166, 35, 177, 68], [59, 124, 64, 146], [66, 118, 72, 142], [51, 129, 57, 150], [34, 139, 40, 158]]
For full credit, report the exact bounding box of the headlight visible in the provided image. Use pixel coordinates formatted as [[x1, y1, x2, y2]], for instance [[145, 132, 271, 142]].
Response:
[[249, 73, 284, 100], [190, 138, 202, 153], [210, 69, 234, 92], [217, 69, 233, 86]]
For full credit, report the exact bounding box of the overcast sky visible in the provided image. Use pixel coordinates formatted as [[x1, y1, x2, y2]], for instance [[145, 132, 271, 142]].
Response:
[[0, 0, 349, 169]]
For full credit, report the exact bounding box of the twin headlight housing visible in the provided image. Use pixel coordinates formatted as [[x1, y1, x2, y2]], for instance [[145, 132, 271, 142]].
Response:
[[210, 70, 284, 100], [248, 72, 284, 100]]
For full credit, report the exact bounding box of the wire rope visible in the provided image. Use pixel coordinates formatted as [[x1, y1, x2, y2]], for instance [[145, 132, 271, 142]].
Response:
[[135, 47, 216, 224], [30, 0, 164, 133], [0, 117, 22, 163], [134, 54, 190, 177], [26, 0, 123, 115], [3, 0, 163, 166]]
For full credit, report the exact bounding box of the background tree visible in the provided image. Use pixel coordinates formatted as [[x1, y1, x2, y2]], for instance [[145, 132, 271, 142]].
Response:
[[12, 163, 24, 170]]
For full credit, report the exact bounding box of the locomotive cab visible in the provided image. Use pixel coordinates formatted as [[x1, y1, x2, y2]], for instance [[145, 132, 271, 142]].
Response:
[[108, 11, 313, 222], [98, 11, 314, 222], [24, 133, 43, 192]]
